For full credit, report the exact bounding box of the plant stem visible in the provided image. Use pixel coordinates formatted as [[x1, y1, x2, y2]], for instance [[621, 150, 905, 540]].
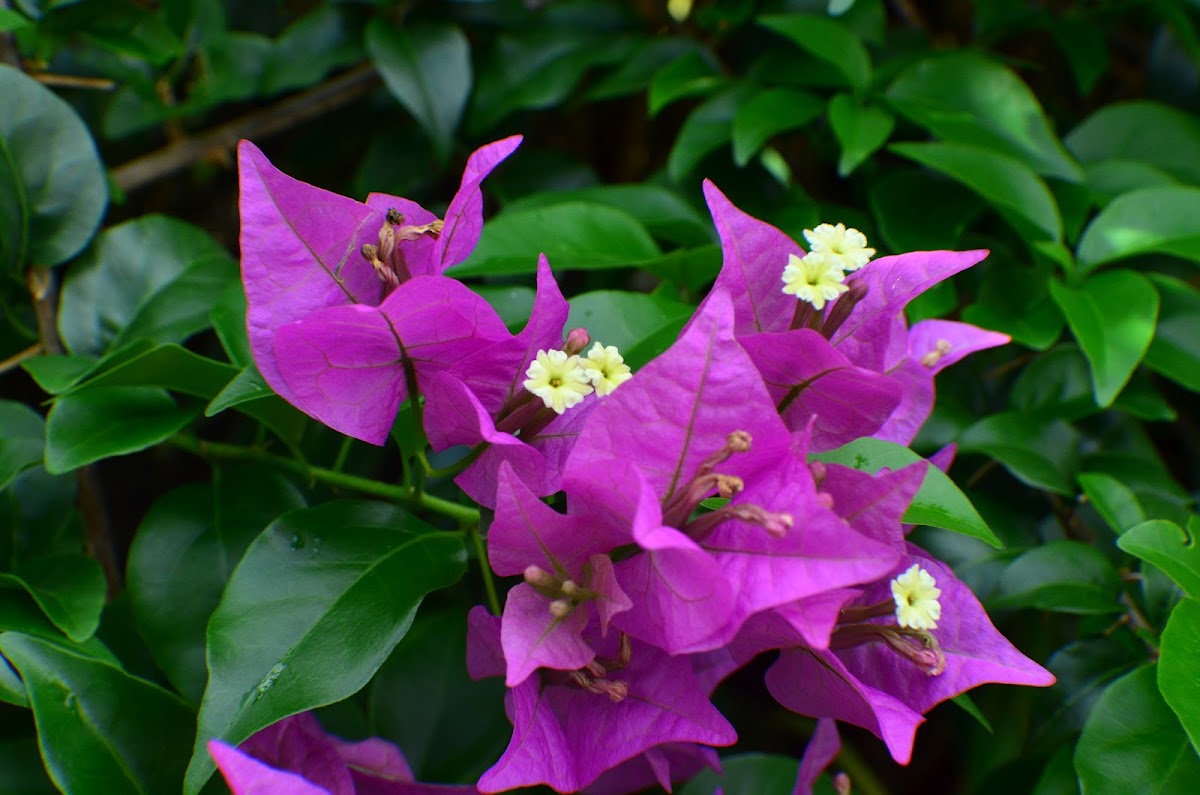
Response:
[[470, 524, 502, 616], [169, 434, 480, 525]]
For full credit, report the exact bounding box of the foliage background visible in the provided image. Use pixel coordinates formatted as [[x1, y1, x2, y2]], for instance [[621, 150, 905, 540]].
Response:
[[2, 0, 1200, 793]]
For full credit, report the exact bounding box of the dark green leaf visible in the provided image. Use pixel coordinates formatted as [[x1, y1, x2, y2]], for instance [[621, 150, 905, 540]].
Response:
[[0, 738, 56, 794], [1049, 269, 1159, 407], [828, 93, 894, 176], [0, 64, 107, 268], [127, 467, 305, 703], [452, 201, 660, 276], [1078, 472, 1146, 534], [263, 6, 361, 96], [209, 281, 252, 367], [1145, 274, 1200, 392], [366, 20, 471, 161], [1160, 599, 1200, 754], [885, 52, 1082, 182], [1076, 186, 1200, 270], [759, 14, 871, 92], [65, 344, 239, 399], [647, 49, 725, 115], [19, 354, 95, 395], [1118, 519, 1200, 600], [0, 633, 195, 795], [506, 184, 712, 247], [567, 290, 693, 354], [1010, 345, 1096, 420], [1051, 16, 1109, 95], [814, 437, 1002, 548], [891, 141, 1062, 241], [957, 412, 1080, 495], [44, 386, 193, 474], [0, 554, 105, 642], [0, 401, 43, 492], [1066, 101, 1200, 185], [732, 88, 825, 166], [588, 37, 699, 101], [183, 501, 466, 794], [1075, 665, 1200, 791], [58, 215, 236, 357], [668, 87, 744, 182], [961, 250, 1063, 350], [1083, 160, 1179, 207], [991, 541, 1122, 614], [473, 285, 536, 331], [869, 169, 983, 253], [679, 753, 804, 795], [1037, 637, 1142, 748]]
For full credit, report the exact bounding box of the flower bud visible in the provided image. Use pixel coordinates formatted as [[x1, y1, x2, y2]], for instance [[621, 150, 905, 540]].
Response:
[[563, 328, 591, 356]]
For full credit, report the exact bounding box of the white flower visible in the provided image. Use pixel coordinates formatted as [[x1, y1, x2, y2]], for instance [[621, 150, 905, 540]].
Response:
[[891, 564, 942, 631], [781, 252, 849, 310], [582, 342, 633, 397], [803, 222, 875, 273], [523, 349, 594, 414]]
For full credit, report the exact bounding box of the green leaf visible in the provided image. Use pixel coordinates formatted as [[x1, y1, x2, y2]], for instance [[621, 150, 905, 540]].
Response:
[[1010, 345, 1096, 421], [952, 692, 994, 733], [1118, 519, 1200, 600], [262, 6, 361, 96], [58, 215, 236, 357], [127, 468, 305, 703], [567, 290, 693, 355], [588, 37, 700, 101], [0, 738, 56, 794], [0, 554, 105, 642], [0, 64, 107, 269], [1051, 15, 1109, 95], [957, 412, 1080, 495], [1145, 274, 1200, 392], [869, 169, 983, 253], [1079, 472, 1146, 534], [210, 281, 252, 367], [0, 633, 195, 795], [1076, 665, 1200, 791], [759, 14, 871, 92], [885, 52, 1082, 182], [828, 93, 894, 176], [0, 401, 43, 492], [814, 438, 1002, 548], [679, 753, 803, 795], [19, 354, 96, 395], [1161, 599, 1200, 754], [183, 501, 467, 794], [732, 88, 824, 166], [452, 201, 660, 276], [1076, 186, 1200, 270], [366, 20, 471, 162], [44, 386, 193, 474], [668, 87, 743, 182], [1083, 160, 1179, 207], [65, 343, 239, 399], [1049, 269, 1159, 407], [1066, 100, 1200, 185], [369, 605, 509, 782], [1038, 636, 1143, 748], [991, 540, 1122, 614], [648, 49, 725, 115], [505, 184, 713, 247], [891, 141, 1062, 241]]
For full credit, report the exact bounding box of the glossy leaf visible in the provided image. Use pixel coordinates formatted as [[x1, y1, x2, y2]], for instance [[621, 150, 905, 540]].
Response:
[[0, 633, 195, 795], [0, 554, 105, 642], [1075, 665, 1200, 791], [183, 501, 466, 794], [891, 141, 1062, 241], [668, 87, 743, 182], [1144, 274, 1200, 392], [126, 467, 305, 703], [1066, 100, 1200, 185], [958, 412, 1080, 495], [58, 215, 237, 357], [1118, 519, 1200, 600], [452, 201, 660, 276], [732, 88, 824, 166], [1160, 600, 1200, 755], [64, 343, 239, 399], [0, 401, 43, 492], [828, 94, 895, 176], [1078, 472, 1145, 535], [366, 19, 471, 161], [1076, 186, 1200, 270], [505, 184, 712, 247], [885, 52, 1082, 181], [43, 386, 193, 474], [0, 64, 107, 270], [814, 437, 1002, 548], [1049, 269, 1159, 407], [991, 541, 1122, 614], [566, 290, 694, 354], [759, 14, 871, 92]]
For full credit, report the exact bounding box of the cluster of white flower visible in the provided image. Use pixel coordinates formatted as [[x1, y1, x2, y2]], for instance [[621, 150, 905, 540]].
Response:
[[781, 223, 876, 309], [523, 342, 633, 414]]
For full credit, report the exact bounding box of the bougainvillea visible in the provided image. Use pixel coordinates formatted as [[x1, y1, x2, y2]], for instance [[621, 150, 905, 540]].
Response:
[[220, 136, 1053, 795]]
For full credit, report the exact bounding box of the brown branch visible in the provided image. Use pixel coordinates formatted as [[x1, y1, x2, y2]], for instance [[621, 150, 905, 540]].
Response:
[[111, 62, 381, 194], [0, 342, 43, 375], [29, 72, 116, 90]]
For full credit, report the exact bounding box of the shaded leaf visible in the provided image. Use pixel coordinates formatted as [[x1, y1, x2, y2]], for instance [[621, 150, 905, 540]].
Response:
[[0, 401, 43, 492], [759, 14, 871, 92], [0, 554, 105, 642], [1066, 100, 1200, 185], [732, 88, 825, 167], [957, 412, 1080, 495], [991, 541, 1122, 614], [828, 93, 895, 176], [44, 386, 193, 474], [1076, 186, 1200, 270], [1078, 472, 1146, 535], [1144, 274, 1200, 392], [1118, 519, 1200, 601]]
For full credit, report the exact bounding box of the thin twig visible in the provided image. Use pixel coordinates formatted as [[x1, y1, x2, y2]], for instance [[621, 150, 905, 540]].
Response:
[[0, 342, 43, 375], [470, 524, 502, 616], [29, 72, 116, 90], [110, 62, 380, 194]]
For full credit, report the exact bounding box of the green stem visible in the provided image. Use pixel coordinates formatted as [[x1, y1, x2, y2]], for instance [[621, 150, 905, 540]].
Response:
[[417, 443, 489, 480], [331, 436, 354, 473], [470, 524, 502, 616], [170, 434, 480, 525]]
